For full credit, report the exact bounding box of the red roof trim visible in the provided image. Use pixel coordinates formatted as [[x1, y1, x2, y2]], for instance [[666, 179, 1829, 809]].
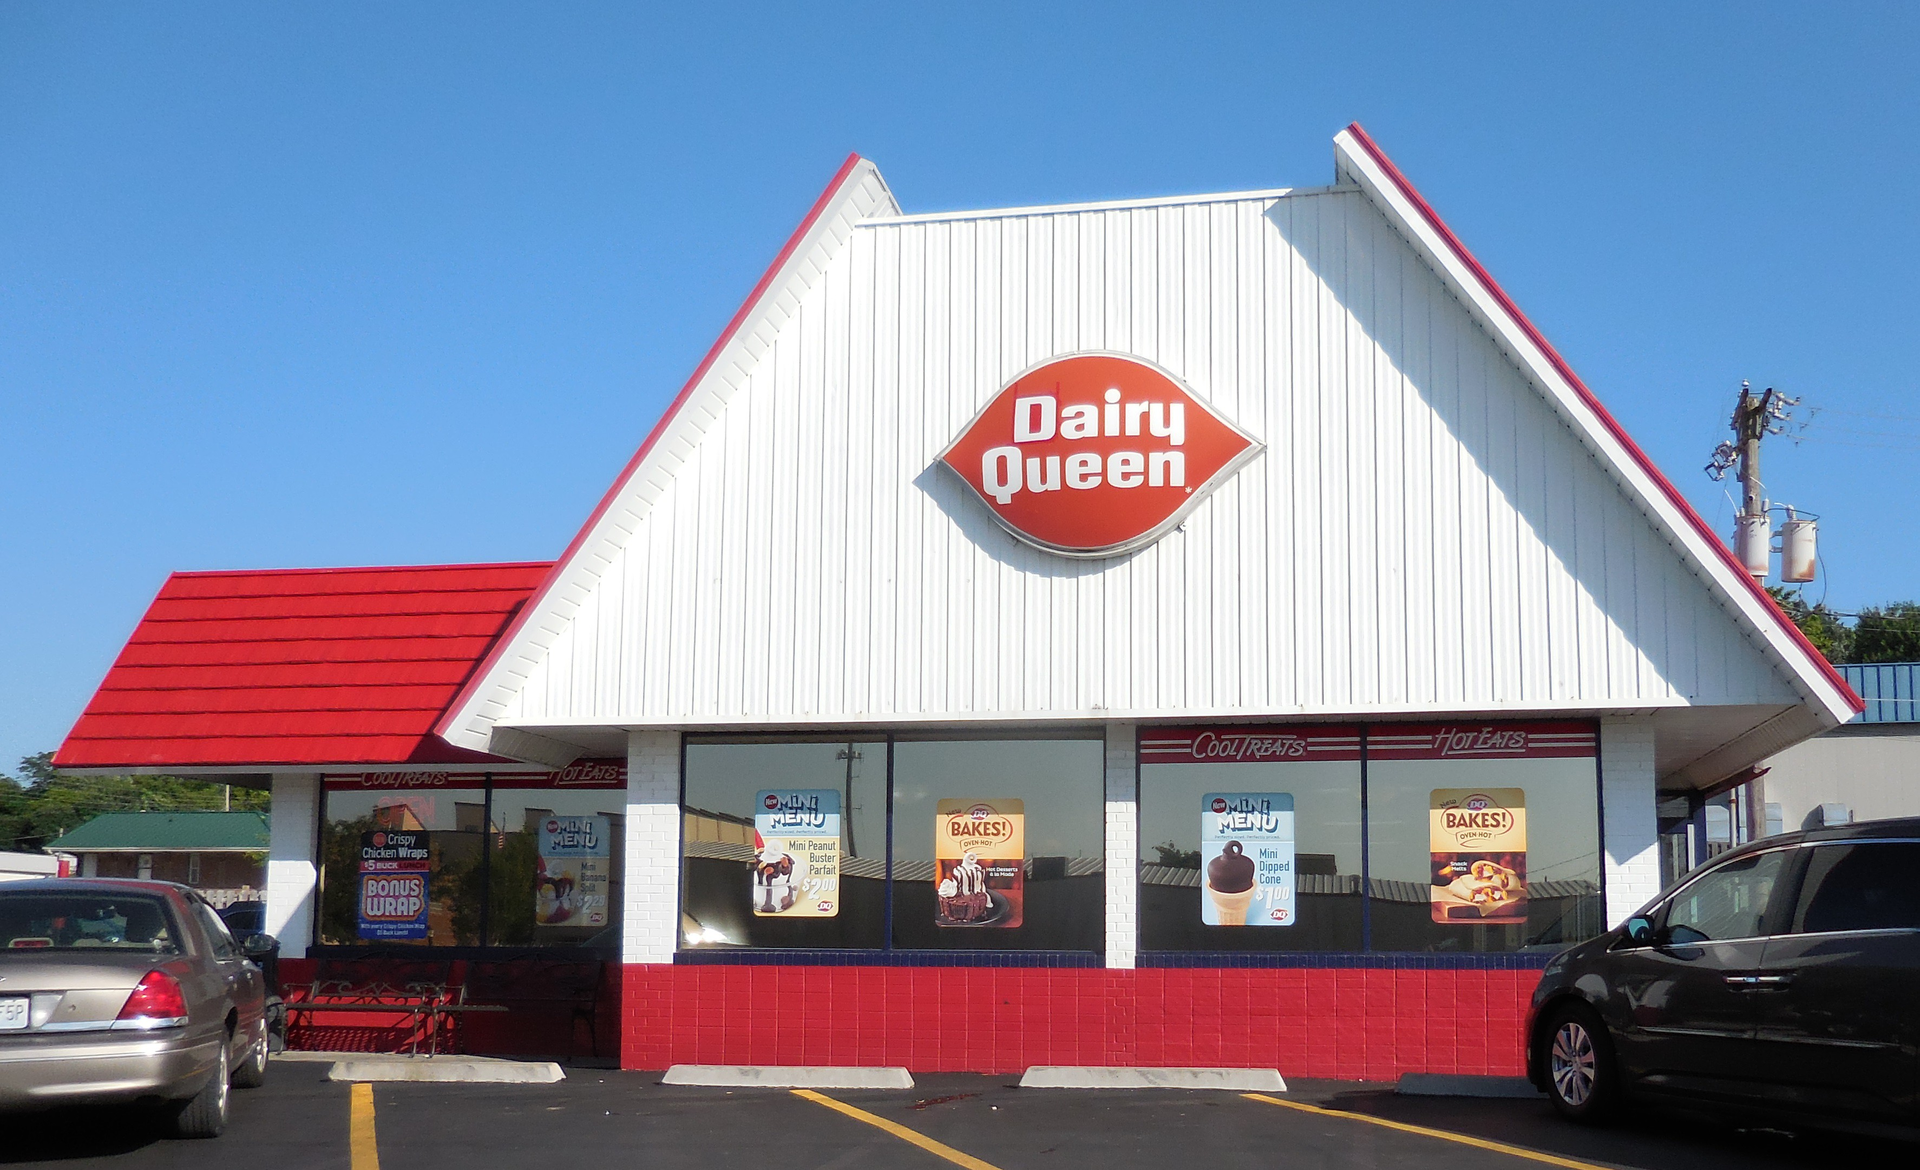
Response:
[[434, 151, 872, 739], [1341, 123, 1862, 716], [160, 561, 556, 580]]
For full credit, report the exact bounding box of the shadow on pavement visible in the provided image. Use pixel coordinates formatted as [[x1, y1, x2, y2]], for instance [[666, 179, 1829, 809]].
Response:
[[0, 1105, 169, 1164], [1308, 1082, 1916, 1168]]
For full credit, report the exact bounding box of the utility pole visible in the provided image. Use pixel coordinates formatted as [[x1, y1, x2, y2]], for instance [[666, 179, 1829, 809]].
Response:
[[1707, 381, 1801, 578], [836, 744, 861, 858]]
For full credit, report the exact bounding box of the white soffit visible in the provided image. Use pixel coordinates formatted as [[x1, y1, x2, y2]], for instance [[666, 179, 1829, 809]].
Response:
[[1331, 124, 1860, 730]]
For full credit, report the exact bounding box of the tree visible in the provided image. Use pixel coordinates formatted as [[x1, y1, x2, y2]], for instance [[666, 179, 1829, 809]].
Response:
[[1767, 587, 1853, 664], [0, 752, 268, 853], [1849, 601, 1920, 664]]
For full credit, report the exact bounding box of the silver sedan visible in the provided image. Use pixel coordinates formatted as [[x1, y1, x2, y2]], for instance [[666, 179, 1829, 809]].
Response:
[[0, 878, 272, 1137]]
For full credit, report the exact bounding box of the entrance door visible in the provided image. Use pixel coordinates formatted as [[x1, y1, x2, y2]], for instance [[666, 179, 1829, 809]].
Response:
[[1751, 841, 1920, 1120], [1611, 848, 1790, 1104]]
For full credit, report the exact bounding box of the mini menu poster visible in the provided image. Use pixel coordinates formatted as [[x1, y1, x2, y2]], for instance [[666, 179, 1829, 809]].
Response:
[[1430, 789, 1528, 924], [752, 790, 841, 918], [536, 815, 611, 929], [934, 799, 1023, 928], [357, 829, 429, 940], [1200, 793, 1295, 926]]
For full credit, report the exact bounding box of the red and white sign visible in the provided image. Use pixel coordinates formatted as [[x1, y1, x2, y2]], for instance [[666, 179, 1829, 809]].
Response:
[[1140, 726, 1363, 764], [1367, 722, 1597, 761], [938, 354, 1261, 557]]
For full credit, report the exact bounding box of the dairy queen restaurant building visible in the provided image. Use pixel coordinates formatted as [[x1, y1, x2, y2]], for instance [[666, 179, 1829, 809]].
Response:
[[55, 126, 1862, 1079]]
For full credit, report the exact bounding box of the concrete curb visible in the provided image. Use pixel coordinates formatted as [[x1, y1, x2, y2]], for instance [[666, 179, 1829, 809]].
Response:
[[327, 1056, 566, 1084], [1020, 1066, 1287, 1090], [1396, 1073, 1541, 1099], [661, 1065, 914, 1089]]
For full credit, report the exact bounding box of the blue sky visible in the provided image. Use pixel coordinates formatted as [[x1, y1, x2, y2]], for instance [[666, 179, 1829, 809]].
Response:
[[4, 3, 1917, 773]]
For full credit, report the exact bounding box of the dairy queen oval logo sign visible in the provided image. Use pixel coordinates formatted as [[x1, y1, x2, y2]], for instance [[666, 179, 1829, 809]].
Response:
[[938, 353, 1262, 557]]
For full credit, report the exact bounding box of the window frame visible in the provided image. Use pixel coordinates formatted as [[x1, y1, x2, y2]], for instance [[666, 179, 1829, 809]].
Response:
[[1135, 720, 1606, 960], [1651, 841, 1801, 944], [313, 765, 628, 954], [1782, 838, 1920, 938], [678, 729, 1108, 957]]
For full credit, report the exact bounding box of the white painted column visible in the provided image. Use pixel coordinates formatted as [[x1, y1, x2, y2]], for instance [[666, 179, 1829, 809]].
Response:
[[624, 729, 683, 964], [1601, 717, 1661, 927], [265, 773, 320, 957], [1104, 721, 1138, 968]]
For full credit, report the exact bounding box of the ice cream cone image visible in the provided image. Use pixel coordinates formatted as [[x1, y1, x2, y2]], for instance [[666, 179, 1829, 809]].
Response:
[[1207, 881, 1257, 925], [1206, 840, 1259, 926]]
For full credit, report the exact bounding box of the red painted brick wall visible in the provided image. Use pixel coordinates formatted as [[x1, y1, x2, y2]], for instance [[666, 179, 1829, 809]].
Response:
[[621, 964, 1539, 1080]]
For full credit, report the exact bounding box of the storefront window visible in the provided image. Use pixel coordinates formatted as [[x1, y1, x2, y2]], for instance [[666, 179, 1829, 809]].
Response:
[[679, 734, 1104, 953], [1365, 724, 1603, 953], [485, 782, 625, 949], [681, 740, 888, 949], [1137, 727, 1364, 952], [319, 785, 487, 947], [890, 737, 1104, 951], [316, 762, 628, 951]]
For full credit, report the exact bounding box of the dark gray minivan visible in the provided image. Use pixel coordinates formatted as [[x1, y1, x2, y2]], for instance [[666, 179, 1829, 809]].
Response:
[[1526, 816, 1920, 1132]]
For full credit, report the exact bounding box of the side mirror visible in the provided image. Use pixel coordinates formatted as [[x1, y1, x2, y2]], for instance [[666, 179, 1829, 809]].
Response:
[[1623, 916, 1655, 945], [240, 933, 278, 959]]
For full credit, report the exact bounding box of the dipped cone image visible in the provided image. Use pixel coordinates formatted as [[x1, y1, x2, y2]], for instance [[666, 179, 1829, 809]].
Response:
[[1205, 840, 1258, 926], [1207, 881, 1257, 925]]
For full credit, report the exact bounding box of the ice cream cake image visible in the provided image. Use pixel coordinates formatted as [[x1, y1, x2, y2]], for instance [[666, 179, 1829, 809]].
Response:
[[937, 851, 992, 923]]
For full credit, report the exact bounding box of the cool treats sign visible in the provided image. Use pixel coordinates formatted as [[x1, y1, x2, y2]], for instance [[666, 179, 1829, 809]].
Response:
[[938, 354, 1261, 557]]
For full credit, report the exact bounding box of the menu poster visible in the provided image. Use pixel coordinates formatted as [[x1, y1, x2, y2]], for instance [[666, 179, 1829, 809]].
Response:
[[1200, 793, 1296, 926], [357, 830, 429, 940], [1430, 788, 1528, 924], [934, 799, 1024, 928], [752, 789, 842, 918], [536, 815, 611, 929]]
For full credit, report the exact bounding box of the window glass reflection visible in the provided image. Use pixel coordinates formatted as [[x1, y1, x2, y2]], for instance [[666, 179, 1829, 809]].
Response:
[[681, 740, 888, 949], [1139, 759, 1362, 952]]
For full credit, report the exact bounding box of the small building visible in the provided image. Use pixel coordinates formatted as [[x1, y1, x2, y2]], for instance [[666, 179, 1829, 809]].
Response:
[[1746, 662, 1920, 838], [50, 811, 269, 907], [52, 126, 1862, 1078]]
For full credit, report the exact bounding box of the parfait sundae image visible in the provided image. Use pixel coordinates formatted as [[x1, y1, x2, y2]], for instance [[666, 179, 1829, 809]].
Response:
[[937, 851, 992, 924], [753, 843, 797, 914], [534, 860, 577, 925], [1205, 840, 1258, 925]]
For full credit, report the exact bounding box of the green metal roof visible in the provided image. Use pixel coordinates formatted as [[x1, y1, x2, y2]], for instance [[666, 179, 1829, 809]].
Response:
[[49, 811, 269, 853]]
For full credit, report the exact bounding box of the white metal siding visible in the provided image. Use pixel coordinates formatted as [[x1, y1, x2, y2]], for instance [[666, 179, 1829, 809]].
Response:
[[488, 186, 1801, 730]]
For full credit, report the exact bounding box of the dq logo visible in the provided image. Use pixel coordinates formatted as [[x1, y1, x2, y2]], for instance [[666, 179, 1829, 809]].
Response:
[[939, 353, 1261, 557]]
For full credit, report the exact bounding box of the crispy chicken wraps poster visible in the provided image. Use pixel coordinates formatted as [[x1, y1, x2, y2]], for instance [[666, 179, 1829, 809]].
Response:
[[1430, 788, 1527, 923]]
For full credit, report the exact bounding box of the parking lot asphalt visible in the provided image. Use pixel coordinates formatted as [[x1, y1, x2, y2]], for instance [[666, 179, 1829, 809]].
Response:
[[3, 1060, 1913, 1170]]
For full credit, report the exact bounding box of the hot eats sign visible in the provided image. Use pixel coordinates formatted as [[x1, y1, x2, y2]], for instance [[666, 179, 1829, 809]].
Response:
[[939, 354, 1261, 557]]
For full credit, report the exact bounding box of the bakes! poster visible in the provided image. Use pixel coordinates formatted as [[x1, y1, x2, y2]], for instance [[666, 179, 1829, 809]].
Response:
[[752, 789, 841, 917], [536, 815, 610, 929], [1200, 793, 1295, 926], [934, 799, 1023, 928], [1430, 788, 1527, 923]]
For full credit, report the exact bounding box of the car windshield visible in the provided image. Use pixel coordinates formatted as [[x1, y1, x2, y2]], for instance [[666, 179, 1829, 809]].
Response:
[[0, 892, 180, 954]]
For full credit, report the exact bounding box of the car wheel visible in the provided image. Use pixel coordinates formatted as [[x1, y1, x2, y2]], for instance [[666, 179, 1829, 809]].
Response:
[[170, 1038, 230, 1138], [232, 1017, 269, 1089], [1542, 1003, 1618, 1123]]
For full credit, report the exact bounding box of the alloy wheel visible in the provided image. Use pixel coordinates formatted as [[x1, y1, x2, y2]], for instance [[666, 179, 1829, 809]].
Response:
[[1550, 1019, 1596, 1107]]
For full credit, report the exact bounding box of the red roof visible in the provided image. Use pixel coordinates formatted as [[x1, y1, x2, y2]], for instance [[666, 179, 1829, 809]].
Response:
[[55, 562, 552, 770]]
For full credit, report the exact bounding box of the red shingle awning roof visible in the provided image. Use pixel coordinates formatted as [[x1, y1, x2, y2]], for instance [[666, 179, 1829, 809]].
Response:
[[55, 562, 553, 770]]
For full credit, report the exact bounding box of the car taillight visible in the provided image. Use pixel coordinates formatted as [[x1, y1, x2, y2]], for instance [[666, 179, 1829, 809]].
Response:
[[116, 970, 187, 1025]]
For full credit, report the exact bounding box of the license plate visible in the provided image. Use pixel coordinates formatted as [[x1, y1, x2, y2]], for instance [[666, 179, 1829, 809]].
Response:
[[0, 997, 27, 1030]]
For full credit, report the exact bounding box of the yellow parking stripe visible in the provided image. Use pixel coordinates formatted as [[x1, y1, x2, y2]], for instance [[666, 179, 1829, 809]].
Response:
[[1243, 1093, 1613, 1170], [791, 1089, 1004, 1170], [350, 1082, 380, 1170]]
